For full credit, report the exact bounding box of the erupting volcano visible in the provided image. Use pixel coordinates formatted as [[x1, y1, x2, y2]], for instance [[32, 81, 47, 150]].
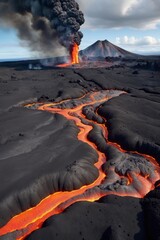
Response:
[[0, 1, 160, 240], [0, 90, 159, 240]]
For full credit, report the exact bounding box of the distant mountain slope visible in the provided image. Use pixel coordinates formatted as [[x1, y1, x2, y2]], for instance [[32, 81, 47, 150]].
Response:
[[79, 40, 140, 58]]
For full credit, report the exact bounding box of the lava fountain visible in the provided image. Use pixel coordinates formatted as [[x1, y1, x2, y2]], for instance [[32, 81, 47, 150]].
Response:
[[0, 90, 159, 240], [57, 42, 79, 67], [71, 43, 79, 64]]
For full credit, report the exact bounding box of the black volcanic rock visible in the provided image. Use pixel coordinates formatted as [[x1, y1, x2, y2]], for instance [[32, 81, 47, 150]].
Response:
[[27, 189, 160, 240], [98, 93, 160, 162], [0, 107, 98, 227], [0, 65, 160, 240], [142, 187, 160, 240], [27, 195, 146, 240]]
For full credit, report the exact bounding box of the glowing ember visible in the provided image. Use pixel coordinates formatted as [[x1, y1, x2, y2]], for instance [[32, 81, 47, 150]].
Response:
[[0, 90, 159, 240]]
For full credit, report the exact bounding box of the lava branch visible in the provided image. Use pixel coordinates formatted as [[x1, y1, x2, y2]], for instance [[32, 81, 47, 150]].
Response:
[[0, 90, 160, 240]]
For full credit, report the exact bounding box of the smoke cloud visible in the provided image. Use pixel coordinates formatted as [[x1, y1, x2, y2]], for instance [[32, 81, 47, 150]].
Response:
[[0, 0, 85, 56]]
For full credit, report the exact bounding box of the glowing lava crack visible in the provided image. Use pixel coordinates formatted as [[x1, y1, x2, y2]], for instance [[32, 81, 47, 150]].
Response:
[[0, 90, 160, 240]]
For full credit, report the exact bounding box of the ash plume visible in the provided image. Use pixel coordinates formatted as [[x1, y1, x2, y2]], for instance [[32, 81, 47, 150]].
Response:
[[0, 0, 85, 56]]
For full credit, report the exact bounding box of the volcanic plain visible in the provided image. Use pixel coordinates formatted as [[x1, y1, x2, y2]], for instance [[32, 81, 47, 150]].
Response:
[[0, 62, 160, 240]]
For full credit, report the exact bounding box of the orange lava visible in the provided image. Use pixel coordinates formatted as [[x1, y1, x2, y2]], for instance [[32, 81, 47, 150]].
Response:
[[0, 91, 159, 239], [57, 43, 79, 67], [71, 43, 79, 64]]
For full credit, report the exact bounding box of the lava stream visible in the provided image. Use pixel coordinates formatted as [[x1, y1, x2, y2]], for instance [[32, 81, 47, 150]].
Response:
[[0, 90, 159, 240]]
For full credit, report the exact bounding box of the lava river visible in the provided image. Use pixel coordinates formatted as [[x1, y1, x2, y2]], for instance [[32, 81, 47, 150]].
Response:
[[0, 90, 160, 240]]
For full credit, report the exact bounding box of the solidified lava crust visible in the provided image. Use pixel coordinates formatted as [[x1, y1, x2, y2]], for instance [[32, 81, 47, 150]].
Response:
[[0, 90, 160, 240], [0, 65, 160, 240]]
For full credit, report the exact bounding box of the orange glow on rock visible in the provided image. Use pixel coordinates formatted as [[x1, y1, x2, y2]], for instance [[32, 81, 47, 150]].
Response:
[[0, 90, 159, 240]]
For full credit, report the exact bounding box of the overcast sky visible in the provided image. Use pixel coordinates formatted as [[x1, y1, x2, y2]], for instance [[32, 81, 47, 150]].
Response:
[[0, 0, 160, 59]]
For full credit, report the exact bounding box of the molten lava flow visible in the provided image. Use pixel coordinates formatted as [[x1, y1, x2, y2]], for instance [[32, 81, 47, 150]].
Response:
[[0, 90, 160, 240], [71, 43, 79, 64]]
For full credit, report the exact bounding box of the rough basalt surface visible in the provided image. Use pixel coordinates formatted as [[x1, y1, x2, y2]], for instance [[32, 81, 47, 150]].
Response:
[[27, 187, 160, 240], [0, 64, 159, 239]]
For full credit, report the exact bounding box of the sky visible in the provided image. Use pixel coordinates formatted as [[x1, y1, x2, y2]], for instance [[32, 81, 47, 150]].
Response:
[[0, 0, 160, 59]]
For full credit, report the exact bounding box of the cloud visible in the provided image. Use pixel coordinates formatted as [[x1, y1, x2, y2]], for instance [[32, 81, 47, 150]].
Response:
[[114, 36, 160, 54], [116, 36, 160, 46], [77, 0, 160, 29]]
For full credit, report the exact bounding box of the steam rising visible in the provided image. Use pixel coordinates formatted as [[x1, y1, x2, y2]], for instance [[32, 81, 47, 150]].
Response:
[[0, 0, 84, 56]]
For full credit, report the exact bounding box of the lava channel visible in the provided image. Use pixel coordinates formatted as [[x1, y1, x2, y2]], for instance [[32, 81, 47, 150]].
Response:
[[0, 90, 160, 240]]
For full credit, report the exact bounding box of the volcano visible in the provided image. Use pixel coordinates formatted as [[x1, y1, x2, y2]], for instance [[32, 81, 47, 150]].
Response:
[[79, 40, 139, 59]]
